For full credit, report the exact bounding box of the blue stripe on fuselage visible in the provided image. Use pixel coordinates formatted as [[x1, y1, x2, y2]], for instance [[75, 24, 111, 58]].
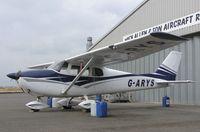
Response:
[[155, 66, 176, 80], [159, 66, 176, 75], [20, 69, 175, 86]]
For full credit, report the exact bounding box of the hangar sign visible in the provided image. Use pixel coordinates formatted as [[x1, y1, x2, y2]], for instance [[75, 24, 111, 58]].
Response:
[[123, 11, 200, 42]]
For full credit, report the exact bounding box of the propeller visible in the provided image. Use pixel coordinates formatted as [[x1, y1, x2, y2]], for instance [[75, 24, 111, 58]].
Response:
[[7, 70, 24, 93], [7, 70, 21, 80]]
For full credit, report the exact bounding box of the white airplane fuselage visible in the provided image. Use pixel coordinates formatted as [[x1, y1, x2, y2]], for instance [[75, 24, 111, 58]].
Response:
[[17, 67, 167, 97]]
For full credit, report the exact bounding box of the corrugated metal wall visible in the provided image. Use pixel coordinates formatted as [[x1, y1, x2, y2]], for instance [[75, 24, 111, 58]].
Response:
[[109, 36, 200, 105]]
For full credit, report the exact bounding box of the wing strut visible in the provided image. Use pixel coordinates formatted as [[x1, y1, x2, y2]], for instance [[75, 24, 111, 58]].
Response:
[[61, 57, 94, 94]]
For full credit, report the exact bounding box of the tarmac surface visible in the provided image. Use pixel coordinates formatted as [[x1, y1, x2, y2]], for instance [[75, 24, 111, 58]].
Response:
[[0, 93, 200, 132]]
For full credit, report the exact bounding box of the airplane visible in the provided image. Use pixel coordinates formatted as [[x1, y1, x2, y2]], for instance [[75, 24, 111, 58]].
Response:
[[7, 32, 192, 112]]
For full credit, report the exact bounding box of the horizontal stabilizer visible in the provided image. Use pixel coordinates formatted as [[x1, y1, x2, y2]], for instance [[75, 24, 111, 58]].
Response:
[[132, 80, 193, 92], [156, 80, 193, 84]]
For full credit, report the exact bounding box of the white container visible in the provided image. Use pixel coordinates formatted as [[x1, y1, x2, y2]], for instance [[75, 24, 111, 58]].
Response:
[[52, 98, 62, 108], [90, 101, 96, 116]]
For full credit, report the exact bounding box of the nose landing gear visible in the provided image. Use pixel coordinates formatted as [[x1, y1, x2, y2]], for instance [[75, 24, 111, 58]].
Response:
[[25, 97, 48, 112]]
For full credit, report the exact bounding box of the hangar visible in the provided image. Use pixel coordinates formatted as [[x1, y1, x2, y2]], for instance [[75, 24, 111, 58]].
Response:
[[88, 0, 200, 105]]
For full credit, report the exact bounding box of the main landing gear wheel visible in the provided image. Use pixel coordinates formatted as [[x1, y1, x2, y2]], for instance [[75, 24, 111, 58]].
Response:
[[63, 106, 72, 110], [63, 97, 73, 110], [30, 109, 40, 112]]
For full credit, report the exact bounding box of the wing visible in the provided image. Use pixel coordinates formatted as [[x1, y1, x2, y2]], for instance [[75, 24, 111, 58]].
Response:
[[65, 32, 187, 66]]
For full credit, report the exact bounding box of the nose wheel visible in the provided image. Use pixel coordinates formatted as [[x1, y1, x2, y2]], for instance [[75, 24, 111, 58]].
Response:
[[26, 97, 48, 112]]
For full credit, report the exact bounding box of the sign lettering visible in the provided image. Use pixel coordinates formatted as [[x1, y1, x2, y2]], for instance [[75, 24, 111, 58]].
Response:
[[123, 11, 200, 42]]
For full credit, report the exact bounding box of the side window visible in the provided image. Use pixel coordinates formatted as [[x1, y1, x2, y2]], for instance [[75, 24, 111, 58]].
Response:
[[71, 65, 89, 76], [82, 69, 89, 76], [92, 68, 103, 76], [71, 65, 80, 75]]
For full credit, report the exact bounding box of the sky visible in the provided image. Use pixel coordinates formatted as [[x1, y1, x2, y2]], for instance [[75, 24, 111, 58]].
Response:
[[0, 0, 143, 86]]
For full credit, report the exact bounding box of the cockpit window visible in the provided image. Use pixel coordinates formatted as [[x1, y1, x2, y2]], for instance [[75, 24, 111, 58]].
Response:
[[49, 62, 102, 77], [60, 62, 68, 74], [48, 61, 68, 72]]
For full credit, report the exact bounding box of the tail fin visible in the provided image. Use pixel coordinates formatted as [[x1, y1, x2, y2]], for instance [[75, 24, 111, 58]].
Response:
[[155, 51, 182, 80]]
